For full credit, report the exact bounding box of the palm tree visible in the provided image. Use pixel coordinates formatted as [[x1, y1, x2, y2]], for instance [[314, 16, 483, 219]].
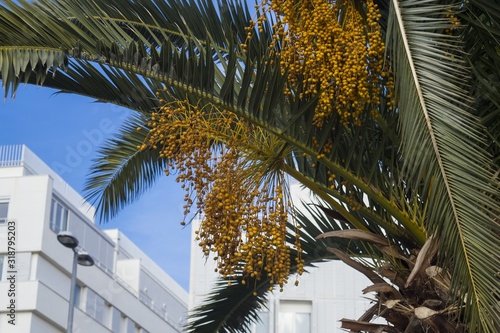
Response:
[[0, 0, 498, 332]]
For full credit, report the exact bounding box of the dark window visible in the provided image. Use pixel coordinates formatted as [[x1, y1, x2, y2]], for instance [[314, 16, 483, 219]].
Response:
[[0, 202, 8, 224], [50, 198, 69, 233]]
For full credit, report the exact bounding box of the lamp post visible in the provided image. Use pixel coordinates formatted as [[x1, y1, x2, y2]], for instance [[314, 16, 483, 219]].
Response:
[[57, 231, 94, 333]]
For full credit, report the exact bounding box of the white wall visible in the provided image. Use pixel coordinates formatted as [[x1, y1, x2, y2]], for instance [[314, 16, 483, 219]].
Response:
[[190, 244, 374, 332], [269, 261, 374, 332], [0, 145, 188, 333], [30, 313, 64, 333], [189, 182, 376, 332], [0, 312, 37, 333], [0, 174, 52, 253], [117, 258, 142, 292]]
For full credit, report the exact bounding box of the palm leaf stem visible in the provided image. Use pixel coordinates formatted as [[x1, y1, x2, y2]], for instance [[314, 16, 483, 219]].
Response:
[[392, 0, 456, 220], [99, 51, 425, 244], [283, 164, 415, 243], [285, 166, 368, 231], [138, 60, 427, 244], [0, 8, 427, 245]]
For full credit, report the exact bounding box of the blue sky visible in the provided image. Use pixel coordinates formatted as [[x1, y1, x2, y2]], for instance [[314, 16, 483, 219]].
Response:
[[0, 85, 192, 291]]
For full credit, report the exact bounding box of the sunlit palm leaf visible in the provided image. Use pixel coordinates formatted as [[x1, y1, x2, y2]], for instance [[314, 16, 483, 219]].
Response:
[[386, 1, 500, 331]]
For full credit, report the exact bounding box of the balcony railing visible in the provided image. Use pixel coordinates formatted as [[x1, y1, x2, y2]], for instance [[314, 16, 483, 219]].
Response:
[[0, 144, 24, 167]]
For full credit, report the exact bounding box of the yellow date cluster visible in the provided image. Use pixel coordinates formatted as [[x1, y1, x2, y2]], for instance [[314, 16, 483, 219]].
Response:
[[258, 0, 388, 127], [140, 99, 303, 291]]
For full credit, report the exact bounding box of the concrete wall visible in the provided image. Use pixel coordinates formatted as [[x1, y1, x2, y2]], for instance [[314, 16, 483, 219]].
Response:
[[0, 145, 188, 333], [189, 182, 376, 332], [190, 242, 374, 332], [0, 173, 52, 253]]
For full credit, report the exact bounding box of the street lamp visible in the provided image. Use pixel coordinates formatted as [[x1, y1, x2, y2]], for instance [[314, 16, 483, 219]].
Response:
[[57, 231, 94, 333]]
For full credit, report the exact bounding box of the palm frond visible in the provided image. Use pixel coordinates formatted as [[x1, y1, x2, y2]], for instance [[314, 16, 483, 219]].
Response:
[[84, 114, 167, 222], [1, 0, 498, 331], [386, 1, 500, 331], [31, 61, 161, 112], [186, 278, 270, 333], [460, 0, 500, 163], [0, 0, 272, 98], [1, 0, 415, 242]]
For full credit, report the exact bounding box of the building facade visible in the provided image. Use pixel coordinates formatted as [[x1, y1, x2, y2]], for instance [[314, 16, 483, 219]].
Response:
[[0, 145, 188, 333], [189, 184, 376, 333]]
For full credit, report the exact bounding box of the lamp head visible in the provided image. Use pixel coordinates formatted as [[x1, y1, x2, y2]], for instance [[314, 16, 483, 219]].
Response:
[[77, 251, 95, 267], [57, 231, 79, 249]]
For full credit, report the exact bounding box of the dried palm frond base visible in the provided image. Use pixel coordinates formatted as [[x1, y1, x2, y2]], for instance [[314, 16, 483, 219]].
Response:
[[317, 233, 468, 333]]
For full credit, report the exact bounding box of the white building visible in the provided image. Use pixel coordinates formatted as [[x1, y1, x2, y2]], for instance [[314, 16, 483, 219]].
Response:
[[0, 145, 188, 333], [189, 184, 375, 333]]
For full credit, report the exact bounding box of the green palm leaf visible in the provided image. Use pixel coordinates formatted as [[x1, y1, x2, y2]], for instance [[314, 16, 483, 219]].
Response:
[[460, 0, 500, 163], [35, 62, 161, 112], [386, 1, 499, 331], [186, 278, 270, 333], [0, 0, 498, 332], [84, 114, 167, 222]]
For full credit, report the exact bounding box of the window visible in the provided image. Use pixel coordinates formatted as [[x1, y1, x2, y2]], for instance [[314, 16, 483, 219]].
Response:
[[74, 284, 81, 308], [86, 288, 106, 325], [0, 201, 8, 224], [279, 312, 310, 333], [127, 320, 136, 333], [50, 198, 69, 233], [110, 306, 121, 332], [279, 301, 311, 333], [251, 311, 269, 333], [96, 298, 105, 323], [0, 256, 3, 280], [121, 316, 136, 333]]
